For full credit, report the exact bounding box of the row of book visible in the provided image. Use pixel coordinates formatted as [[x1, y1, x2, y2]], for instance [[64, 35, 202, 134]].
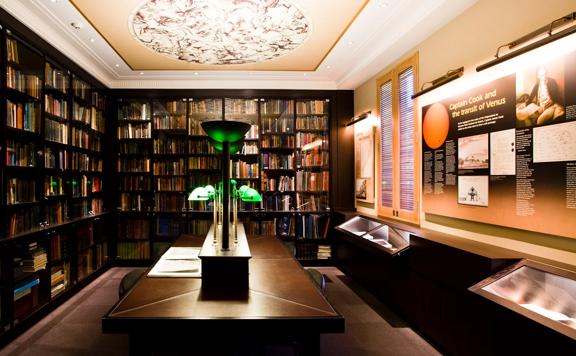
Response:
[[298, 150, 329, 168], [261, 134, 294, 148], [296, 214, 330, 240], [225, 99, 257, 115], [6, 140, 36, 167], [7, 66, 42, 99], [261, 116, 293, 133], [121, 176, 151, 191], [77, 250, 94, 281], [7, 100, 40, 132], [46, 202, 67, 225], [262, 175, 294, 192], [296, 132, 328, 148], [153, 138, 187, 154], [45, 95, 69, 119], [153, 159, 186, 175], [45, 63, 69, 93], [71, 152, 103, 172], [72, 102, 91, 124], [155, 177, 186, 191], [70, 175, 90, 198], [155, 194, 186, 211], [120, 141, 149, 155], [119, 193, 151, 212], [240, 142, 259, 154], [190, 139, 217, 154], [296, 100, 328, 115], [261, 100, 294, 115], [156, 217, 183, 236], [263, 194, 293, 211], [118, 122, 152, 139], [50, 233, 68, 261], [189, 156, 220, 170], [296, 193, 329, 211], [45, 119, 68, 144], [118, 158, 151, 172], [45, 148, 67, 170], [188, 219, 211, 236], [118, 103, 150, 121], [76, 224, 94, 251], [295, 171, 329, 192], [262, 153, 294, 170], [188, 119, 207, 136], [8, 207, 40, 237], [116, 241, 150, 260], [50, 264, 69, 299], [153, 115, 186, 130], [6, 37, 20, 63], [45, 176, 64, 196], [7, 178, 36, 204], [71, 127, 101, 151], [189, 99, 222, 114], [91, 108, 105, 133], [73, 78, 90, 101], [231, 161, 259, 178], [296, 115, 328, 130], [155, 100, 186, 114]]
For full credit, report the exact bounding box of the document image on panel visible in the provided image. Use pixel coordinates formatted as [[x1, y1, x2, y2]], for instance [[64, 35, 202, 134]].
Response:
[[490, 129, 516, 175], [533, 121, 576, 163]]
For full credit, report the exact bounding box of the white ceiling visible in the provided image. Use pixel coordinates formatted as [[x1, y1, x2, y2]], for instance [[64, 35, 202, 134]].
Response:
[[1, 0, 478, 90]]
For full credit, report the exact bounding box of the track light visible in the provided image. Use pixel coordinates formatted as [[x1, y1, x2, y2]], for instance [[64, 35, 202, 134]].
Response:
[[411, 67, 464, 99], [346, 111, 372, 127]]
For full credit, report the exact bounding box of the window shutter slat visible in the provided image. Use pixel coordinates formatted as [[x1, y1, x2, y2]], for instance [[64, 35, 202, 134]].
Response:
[[398, 67, 414, 211], [379, 81, 393, 208]]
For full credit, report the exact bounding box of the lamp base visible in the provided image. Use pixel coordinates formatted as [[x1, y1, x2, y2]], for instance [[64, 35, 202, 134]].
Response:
[[199, 223, 251, 291]]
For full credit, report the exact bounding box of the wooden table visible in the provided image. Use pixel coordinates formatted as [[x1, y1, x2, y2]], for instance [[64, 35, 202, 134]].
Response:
[[102, 235, 344, 355]]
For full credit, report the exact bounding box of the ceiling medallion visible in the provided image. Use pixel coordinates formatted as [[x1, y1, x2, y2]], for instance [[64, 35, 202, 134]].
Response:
[[129, 0, 311, 65]]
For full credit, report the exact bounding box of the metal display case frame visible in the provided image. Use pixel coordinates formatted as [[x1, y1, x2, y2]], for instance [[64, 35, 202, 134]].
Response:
[[469, 259, 576, 341], [335, 215, 410, 255]]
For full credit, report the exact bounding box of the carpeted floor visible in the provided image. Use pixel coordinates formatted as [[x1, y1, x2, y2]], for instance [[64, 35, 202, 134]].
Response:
[[0, 267, 440, 356]]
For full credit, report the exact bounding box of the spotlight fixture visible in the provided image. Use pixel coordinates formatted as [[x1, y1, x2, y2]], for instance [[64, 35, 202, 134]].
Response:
[[477, 12, 576, 72], [346, 111, 372, 127], [411, 67, 464, 99]]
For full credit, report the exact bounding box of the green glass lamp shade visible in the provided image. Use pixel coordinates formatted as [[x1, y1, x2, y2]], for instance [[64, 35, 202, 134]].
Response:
[[240, 187, 262, 202], [207, 138, 244, 153], [204, 185, 216, 197], [238, 185, 250, 195], [201, 120, 251, 143], [188, 187, 209, 201]]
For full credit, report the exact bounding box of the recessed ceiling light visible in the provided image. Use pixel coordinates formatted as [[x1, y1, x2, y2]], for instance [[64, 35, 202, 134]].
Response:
[[348, 41, 353, 45], [194, 72, 198, 75], [50, 0, 58, 3], [89, 38, 95, 43], [139, 72, 144, 75], [326, 65, 331, 69], [303, 73, 308, 76], [115, 64, 120, 68], [380, 2, 389, 8], [70, 22, 83, 30]]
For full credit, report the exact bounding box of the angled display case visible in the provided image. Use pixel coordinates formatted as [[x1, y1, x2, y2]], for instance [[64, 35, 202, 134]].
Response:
[[470, 259, 576, 341], [335, 216, 409, 254]]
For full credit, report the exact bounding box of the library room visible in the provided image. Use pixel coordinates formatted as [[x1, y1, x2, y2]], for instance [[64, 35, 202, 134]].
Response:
[[0, 0, 575, 355]]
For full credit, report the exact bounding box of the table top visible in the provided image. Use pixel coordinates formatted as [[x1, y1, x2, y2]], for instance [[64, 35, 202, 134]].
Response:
[[102, 235, 344, 335]]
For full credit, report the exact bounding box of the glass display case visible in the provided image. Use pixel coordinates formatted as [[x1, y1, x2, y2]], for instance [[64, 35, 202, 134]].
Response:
[[469, 259, 576, 341], [335, 216, 410, 254]]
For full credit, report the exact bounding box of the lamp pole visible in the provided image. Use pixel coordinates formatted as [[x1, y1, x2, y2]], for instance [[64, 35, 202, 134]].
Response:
[[222, 141, 230, 250]]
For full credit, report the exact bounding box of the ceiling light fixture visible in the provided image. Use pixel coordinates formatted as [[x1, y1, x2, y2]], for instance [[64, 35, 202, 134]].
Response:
[[139, 72, 144, 75], [194, 72, 199, 76], [326, 65, 331, 69], [348, 41, 354, 45], [380, 2, 389, 8], [115, 64, 120, 68], [128, 0, 311, 65], [89, 38, 95, 43], [477, 12, 576, 72]]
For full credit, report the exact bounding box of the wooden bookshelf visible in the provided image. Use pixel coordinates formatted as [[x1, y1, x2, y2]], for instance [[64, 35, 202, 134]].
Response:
[[0, 26, 112, 343]]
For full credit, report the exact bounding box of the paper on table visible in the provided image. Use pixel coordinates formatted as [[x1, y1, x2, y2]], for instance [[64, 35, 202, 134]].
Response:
[[147, 247, 202, 278]]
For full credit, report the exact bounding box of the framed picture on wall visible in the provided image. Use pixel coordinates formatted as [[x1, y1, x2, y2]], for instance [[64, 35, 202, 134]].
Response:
[[355, 127, 375, 203]]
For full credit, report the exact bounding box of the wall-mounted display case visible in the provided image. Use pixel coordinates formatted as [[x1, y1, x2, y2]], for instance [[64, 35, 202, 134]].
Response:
[[470, 259, 576, 341], [335, 216, 409, 254]]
